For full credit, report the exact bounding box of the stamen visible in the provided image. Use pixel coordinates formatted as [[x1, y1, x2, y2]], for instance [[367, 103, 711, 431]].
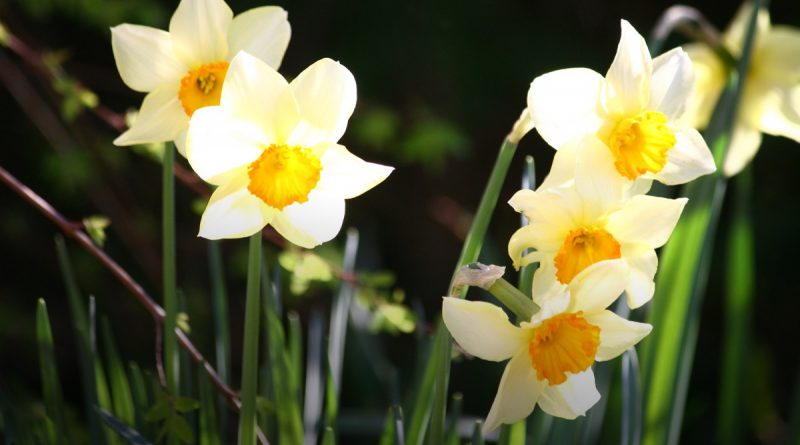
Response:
[[247, 144, 322, 210], [607, 111, 676, 179]]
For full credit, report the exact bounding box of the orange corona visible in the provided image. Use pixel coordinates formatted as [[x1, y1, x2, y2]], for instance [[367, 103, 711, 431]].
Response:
[[247, 144, 322, 210], [554, 226, 621, 284], [178, 61, 230, 117], [529, 312, 600, 385], [607, 111, 676, 179]]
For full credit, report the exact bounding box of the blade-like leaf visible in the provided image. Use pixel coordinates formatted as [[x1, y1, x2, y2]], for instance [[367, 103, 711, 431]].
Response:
[[101, 317, 135, 426], [36, 299, 68, 444], [95, 406, 154, 445]]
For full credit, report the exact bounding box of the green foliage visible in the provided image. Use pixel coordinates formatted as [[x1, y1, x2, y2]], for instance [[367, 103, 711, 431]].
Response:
[[95, 407, 153, 445], [18, 0, 167, 30], [143, 387, 200, 445], [82, 215, 111, 248], [278, 248, 334, 295], [36, 298, 68, 444]]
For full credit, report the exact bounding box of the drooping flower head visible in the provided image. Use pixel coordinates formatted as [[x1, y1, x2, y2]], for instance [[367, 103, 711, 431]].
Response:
[[442, 260, 651, 431], [508, 175, 686, 309], [185, 52, 393, 247], [528, 20, 716, 192], [111, 0, 290, 153], [683, 2, 800, 176]]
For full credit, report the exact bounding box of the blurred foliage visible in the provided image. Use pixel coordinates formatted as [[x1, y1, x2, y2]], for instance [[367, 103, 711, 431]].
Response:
[[15, 0, 167, 30]]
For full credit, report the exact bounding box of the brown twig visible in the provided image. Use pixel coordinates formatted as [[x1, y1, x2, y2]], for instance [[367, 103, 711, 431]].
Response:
[[0, 164, 268, 445]]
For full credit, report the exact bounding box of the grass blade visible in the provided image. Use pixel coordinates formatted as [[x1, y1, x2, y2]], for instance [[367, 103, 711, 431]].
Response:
[[716, 166, 754, 444], [101, 317, 135, 426], [328, 228, 359, 402], [471, 420, 484, 445], [129, 362, 153, 438], [198, 365, 221, 445], [287, 311, 303, 408], [621, 348, 642, 445], [95, 406, 154, 445], [35, 298, 68, 444], [162, 144, 179, 399], [321, 426, 336, 445], [303, 309, 325, 444], [208, 240, 230, 437], [238, 234, 262, 445], [55, 236, 105, 444]]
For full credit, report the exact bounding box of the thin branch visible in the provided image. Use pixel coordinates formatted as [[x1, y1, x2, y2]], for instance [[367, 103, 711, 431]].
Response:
[[0, 164, 268, 445]]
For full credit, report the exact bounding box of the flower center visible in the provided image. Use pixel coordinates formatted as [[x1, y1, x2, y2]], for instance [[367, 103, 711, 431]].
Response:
[[554, 226, 621, 284], [178, 61, 230, 117], [528, 312, 600, 385], [606, 111, 676, 180], [247, 144, 322, 210]]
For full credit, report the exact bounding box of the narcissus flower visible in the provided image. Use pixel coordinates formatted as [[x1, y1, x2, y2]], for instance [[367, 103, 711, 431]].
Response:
[[111, 0, 290, 153], [442, 260, 651, 431], [507, 181, 686, 309], [683, 3, 800, 176], [185, 52, 393, 247], [528, 20, 715, 189]]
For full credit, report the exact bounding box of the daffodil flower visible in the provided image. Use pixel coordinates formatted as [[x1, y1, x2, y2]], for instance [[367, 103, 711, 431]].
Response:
[[507, 180, 687, 309], [528, 20, 715, 192], [683, 3, 800, 176], [442, 260, 651, 431], [185, 52, 393, 247], [111, 0, 290, 154]]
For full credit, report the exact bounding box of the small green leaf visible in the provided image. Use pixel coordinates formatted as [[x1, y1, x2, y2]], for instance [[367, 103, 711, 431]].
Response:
[[144, 399, 169, 422], [173, 397, 200, 413], [176, 312, 191, 334], [82, 216, 110, 247], [170, 415, 194, 444]]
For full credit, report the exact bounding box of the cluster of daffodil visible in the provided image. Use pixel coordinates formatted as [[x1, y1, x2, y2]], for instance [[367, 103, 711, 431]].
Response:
[[443, 20, 720, 431], [111, 0, 392, 247]]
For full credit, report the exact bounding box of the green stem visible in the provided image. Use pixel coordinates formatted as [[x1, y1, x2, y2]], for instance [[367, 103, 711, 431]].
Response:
[[486, 278, 537, 321], [238, 234, 262, 444], [208, 240, 231, 436], [428, 138, 519, 444], [163, 144, 178, 395]]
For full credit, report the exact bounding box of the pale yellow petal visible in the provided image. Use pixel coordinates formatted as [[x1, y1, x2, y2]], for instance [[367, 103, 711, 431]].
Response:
[[568, 260, 629, 314], [199, 173, 275, 239], [442, 298, 528, 362], [649, 47, 694, 120], [574, 136, 626, 217], [606, 195, 687, 248], [114, 83, 187, 146], [604, 20, 652, 117], [317, 145, 393, 199], [584, 310, 652, 361], [484, 350, 542, 432], [681, 43, 725, 129], [723, 2, 770, 56], [537, 369, 599, 419], [169, 0, 232, 66], [537, 143, 578, 191], [271, 190, 345, 248], [111, 24, 186, 93], [723, 122, 762, 177], [185, 106, 265, 185], [228, 6, 290, 69], [528, 68, 604, 148], [220, 51, 296, 142], [285, 58, 357, 147], [651, 128, 716, 185]]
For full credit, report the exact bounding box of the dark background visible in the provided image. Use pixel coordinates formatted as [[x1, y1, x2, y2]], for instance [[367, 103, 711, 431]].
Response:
[[1, 0, 799, 443]]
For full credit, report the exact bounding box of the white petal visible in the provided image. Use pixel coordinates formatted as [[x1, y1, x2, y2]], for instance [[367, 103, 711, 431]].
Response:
[[604, 20, 653, 116], [114, 83, 187, 146], [169, 0, 232, 66], [537, 370, 600, 419], [649, 47, 695, 120], [574, 136, 627, 214], [722, 2, 770, 55], [606, 195, 687, 248], [755, 27, 800, 85], [228, 6, 291, 69], [317, 145, 393, 199], [174, 128, 188, 157], [185, 106, 265, 185], [484, 350, 542, 432], [723, 122, 763, 177], [220, 51, 296, 141], [651, 128, 716, 185], [198, 173, 275, 239], [531, 262, 566, 306], [568, 260, 629, 314], [271, 190, 345, 248], [285, 59, 357, 147], [111, 24, 186, 93], [584, 310, 652, 361], [528, 68, 604, 148], [442, 298, 528, 362], [623, 244, 657, 309]]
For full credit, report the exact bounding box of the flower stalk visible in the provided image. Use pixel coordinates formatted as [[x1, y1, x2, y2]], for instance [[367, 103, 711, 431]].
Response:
[[238, 233, 263, 444]]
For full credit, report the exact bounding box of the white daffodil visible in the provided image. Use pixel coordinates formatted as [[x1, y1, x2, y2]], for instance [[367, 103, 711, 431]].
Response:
[[528, 20, 715, 192], [111, 0, 290, 154], [443, 260, 651, 431], [507, 180, 686, 309], [185, 52, 393, 247], [683, 3, 800, 176]]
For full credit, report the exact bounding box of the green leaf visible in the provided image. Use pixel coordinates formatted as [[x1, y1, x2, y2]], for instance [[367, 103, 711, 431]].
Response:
[[36, 299, 68, 444], [128, 362, 152, 437], [173, 397, 200, 413], [82, 215, 110, 247], [144, 399, 169, 423], [471, 420, 484, 445], [197, 369, 220, 445], [321, 426, 336, 445], [207, 240, 230, 437], [170, 415, 194, 444], [95, 407, 154, 445]]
